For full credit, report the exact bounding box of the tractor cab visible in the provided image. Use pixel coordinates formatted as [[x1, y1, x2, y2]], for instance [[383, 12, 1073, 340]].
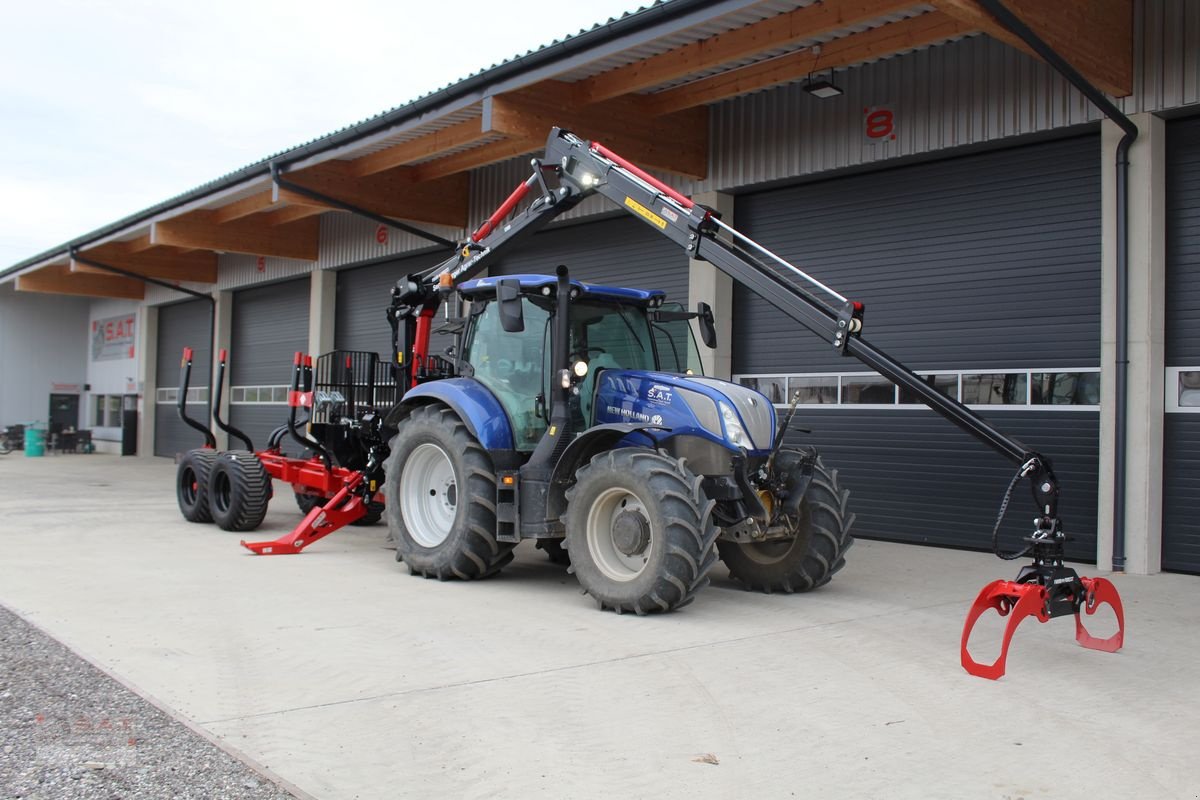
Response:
[[456, 274, 710, 450]]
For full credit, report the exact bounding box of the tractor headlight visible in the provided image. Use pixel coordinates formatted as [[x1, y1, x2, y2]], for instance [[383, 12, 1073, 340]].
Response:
[[718, 401, 752, 449], [572, 359, 589, 378]]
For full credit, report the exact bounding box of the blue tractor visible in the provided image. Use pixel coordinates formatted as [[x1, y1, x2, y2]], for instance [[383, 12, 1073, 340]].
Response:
[[384, 268, 852, 613]]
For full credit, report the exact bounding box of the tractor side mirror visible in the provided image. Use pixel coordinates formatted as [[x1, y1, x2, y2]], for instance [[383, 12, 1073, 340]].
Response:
[[697, 301, 717, 349], [497, 279, 524, 333]]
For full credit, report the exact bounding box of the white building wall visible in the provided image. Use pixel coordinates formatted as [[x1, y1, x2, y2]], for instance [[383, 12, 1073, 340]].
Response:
[[0, 286, 89, 429]]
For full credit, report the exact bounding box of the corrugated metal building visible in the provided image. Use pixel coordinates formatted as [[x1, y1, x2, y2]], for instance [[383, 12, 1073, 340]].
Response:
[[0, 0, 1193, 575]]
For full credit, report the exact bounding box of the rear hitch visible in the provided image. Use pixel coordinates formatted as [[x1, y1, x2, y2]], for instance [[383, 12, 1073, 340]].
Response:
[[960, 537, 1125, 679]]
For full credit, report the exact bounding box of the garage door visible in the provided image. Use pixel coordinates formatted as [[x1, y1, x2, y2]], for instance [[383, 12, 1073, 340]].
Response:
[[732, 135, 1102, 560], [1163, 117, 1200, 574], [336, 251, 445, 356], [488, 216, 690, 303], [154, 299, 212, 458], [229, 278, 309, 454]]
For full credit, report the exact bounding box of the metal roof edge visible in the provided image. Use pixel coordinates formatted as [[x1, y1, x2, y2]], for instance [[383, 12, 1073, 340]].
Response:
[[1, 0, 737, 282]]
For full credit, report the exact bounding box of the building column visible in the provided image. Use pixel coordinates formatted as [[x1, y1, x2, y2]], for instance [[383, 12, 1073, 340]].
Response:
[[211, 290, 233, 450], [136, 305, 158, 456], [309, 269, 336, 358], [688, 191, 734, 379], [1097, 112, 1166, 574]]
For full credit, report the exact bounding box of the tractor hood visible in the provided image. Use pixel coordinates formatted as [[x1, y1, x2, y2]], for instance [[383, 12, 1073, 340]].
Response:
[[592, 370, 775, 454]]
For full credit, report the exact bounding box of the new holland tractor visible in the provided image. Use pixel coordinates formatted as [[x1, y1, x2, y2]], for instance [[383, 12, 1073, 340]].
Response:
[[193, 127, 1119, 677]]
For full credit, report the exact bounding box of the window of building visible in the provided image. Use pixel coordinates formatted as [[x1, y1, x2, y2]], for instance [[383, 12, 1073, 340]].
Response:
[[229, 385, 289, 404], [1166, 368, 1200, 412]]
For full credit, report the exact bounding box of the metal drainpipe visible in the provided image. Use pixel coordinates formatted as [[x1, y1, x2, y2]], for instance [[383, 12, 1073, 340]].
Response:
[[975, 0, 1137, 571]]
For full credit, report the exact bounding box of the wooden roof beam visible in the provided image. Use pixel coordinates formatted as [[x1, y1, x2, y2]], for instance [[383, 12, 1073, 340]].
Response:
[[151, 212, 320, 261], [409, 137, 544, 183], [16, 264, 144, 300], [274, 161, 468, 228], [580, 0, 921, 104], [644, 11, 975, 115], [483, 84, 708, 179], [933, 0, 1132, 97], [348, 117, 493, 177], [69, 242, 218, 283]]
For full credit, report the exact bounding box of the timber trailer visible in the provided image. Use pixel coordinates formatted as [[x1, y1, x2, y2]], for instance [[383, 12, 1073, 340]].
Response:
[[180, 128, 1124, 678]]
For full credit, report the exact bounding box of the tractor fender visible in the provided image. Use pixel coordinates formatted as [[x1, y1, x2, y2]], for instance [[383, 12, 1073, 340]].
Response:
[[384, 379, 514, 451], [546, 423, 661, 520]]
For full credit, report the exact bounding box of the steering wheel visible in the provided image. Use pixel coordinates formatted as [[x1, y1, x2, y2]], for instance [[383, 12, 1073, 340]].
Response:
[[493, 358, 515, 378]]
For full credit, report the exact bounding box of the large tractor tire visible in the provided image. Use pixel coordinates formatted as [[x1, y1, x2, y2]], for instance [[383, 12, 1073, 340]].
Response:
[[384, 405, 514, 580], [718, 452, 854, 593], [294, 491, 322, 515], [564, 448, 718, 614], [536, 538, 571, 566], [208, 451, 271, 532], [177, 449, 218, 523]]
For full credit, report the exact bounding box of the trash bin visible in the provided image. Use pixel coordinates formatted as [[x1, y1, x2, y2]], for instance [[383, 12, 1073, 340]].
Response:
[[24, 427, 45, 457]]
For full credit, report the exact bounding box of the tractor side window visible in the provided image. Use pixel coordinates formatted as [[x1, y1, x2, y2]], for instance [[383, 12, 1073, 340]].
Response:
[[651, 302, 705, 375], [463, 299, 549, 451], [572, 303, 655, 372]]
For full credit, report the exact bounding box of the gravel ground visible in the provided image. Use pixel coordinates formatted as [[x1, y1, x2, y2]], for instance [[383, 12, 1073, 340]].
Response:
[[0, 605, 299, 800]]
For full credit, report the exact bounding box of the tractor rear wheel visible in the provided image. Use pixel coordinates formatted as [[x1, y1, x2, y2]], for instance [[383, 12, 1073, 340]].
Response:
[[208, 450, 271, 532], [177, 449, 217, 523], [718, 452, 854, 593], [564, 448, 717, 614], [384, 405, 514, 580], [536, 538, 570, 566]]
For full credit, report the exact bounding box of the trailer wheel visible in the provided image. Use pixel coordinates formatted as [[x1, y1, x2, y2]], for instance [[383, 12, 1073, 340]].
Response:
[[207, 450, 271, 532], [718, 453, 855, 593], [294, 491, 322, 515], [384, 405, 514, 580], [349, 501, 384, 527], [177, 449, 218, 523], [564, 448, 718, 614], [536, 538, 570, 566]]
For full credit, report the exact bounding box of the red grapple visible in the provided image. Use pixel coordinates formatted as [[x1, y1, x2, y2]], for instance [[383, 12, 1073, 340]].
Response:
[[961, 572, 1125, 680]]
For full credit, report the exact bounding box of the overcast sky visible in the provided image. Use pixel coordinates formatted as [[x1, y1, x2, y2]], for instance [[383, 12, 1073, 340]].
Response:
[[0, 0, 647, 267]]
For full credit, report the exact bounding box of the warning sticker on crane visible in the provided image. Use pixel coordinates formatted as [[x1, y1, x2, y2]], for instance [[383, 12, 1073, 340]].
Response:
[[624, 196, 667, 230]]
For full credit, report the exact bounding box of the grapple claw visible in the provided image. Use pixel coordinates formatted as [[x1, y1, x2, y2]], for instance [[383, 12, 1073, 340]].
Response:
[[960, 580, 1048, 680], [1075, 576, 1125, 653]]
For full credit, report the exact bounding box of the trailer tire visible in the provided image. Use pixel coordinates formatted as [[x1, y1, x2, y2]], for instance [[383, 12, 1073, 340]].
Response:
[[718, 453, 854, 593], [384, 404, 514, 580], [294, 491, 322, 515], [208, 450, 271, 532], [349, 501, 384, 527], [536, 538, 570, 566], [564, 448, 718, 614], [177, 449, 217, 523]]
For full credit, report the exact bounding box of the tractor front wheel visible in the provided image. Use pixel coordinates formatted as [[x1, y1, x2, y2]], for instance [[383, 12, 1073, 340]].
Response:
[[718, 452, 854, 593], [564, 448, 717, 614], [384, 405, 514, 580]]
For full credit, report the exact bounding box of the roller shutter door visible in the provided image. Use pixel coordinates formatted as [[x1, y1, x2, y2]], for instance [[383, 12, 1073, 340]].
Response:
[[154, 299, 212, 458], [229, 278, 309, 454], [732, 136, 1101, 560], [336, 252, 445, 356], [1163, 117, 1200, 574], [488, 216, 690, 303]]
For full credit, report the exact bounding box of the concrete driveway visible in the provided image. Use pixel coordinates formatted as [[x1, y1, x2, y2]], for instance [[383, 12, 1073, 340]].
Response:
[[1, 454, 1196, 799]]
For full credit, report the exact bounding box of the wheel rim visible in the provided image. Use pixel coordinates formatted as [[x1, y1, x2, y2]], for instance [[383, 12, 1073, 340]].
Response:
[[180, 466, 198, 506], [586, 487, 653, 582], [401, 443, 458, 547], [212, 469, 231, 514]]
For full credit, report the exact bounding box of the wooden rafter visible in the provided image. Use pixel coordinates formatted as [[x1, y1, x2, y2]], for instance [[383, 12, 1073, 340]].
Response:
[[70, 241, 218, 283], [16, 264, 145, 300], [410, 137, 544, 183], [484, 84, 708, 179], [212, 191, 276, 224], [579, 0, 921, 104], [152, 213, 321, 260], [644, 11, 974, 115], [933, 0, 1132, 97], [349, 118, 493, 177], [276, 161, 468, 227]]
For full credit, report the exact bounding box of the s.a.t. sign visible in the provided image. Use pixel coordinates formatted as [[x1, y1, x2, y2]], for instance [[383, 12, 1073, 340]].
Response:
[[92, 314, 136, 361]]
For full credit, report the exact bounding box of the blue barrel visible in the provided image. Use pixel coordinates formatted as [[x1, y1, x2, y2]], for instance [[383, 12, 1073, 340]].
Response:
[[24, 428, 45, 457]]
